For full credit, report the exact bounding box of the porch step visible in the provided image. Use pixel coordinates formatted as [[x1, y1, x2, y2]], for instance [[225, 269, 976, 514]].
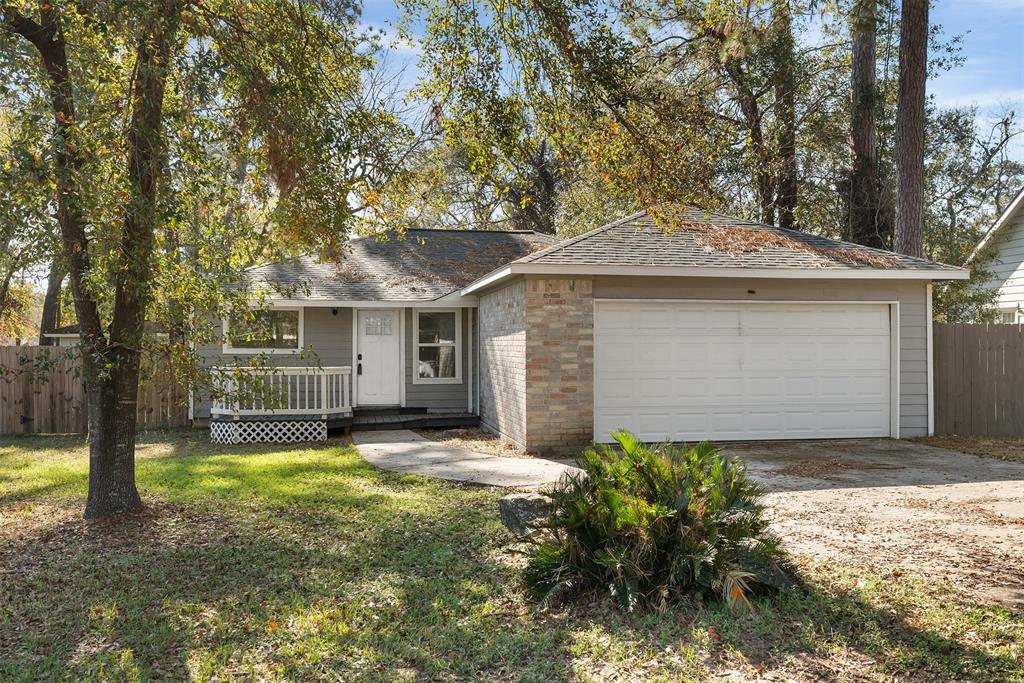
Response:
[[349, 412, 479, 431], [352, 407, 427, 417]]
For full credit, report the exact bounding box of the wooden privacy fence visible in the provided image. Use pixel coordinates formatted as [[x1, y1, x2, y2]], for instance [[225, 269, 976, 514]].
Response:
[[0, 346, 189, 435], [934, 323, 1024, 436]]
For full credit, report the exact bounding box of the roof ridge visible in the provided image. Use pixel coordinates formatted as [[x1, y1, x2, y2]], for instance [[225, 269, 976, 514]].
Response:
[[516, 210, 649, 263], [515, 207, 963, 272]]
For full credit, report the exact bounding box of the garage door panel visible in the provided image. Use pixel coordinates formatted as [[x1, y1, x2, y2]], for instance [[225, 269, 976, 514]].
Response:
[[594, 302, 892, 442]]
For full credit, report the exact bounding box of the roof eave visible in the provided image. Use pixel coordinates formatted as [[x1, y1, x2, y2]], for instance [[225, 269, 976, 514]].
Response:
[[261, 292, 481, 307], [967, 186, 1024, 264], [461, 263, 970, 294]]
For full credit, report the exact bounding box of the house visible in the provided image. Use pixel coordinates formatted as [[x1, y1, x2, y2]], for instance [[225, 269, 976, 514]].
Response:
[[202, 208, 968, 452], [41, 324, 82, 347], [968, 186, 1024, 323], [41, 323, 169, 346]]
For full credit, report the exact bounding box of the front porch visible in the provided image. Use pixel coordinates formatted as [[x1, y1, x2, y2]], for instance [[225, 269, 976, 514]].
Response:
[[209, 365, 477, 444], [210, 365, 353, 444]]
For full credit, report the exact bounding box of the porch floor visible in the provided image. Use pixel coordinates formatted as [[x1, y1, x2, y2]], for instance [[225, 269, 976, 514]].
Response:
[[351, 412, 479, 431]]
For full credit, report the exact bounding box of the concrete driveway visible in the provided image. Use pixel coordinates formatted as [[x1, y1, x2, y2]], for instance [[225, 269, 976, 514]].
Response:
[[727, 438, 1024, 607]]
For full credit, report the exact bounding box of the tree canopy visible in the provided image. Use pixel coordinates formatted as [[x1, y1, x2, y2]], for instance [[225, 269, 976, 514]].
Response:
[[392, 0, 1021, 319], [1, 0, 1021, 516], [1, 0, 420, 515]]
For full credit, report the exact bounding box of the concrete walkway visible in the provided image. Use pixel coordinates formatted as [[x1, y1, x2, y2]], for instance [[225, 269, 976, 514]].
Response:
[[352, 429, 580, 488]]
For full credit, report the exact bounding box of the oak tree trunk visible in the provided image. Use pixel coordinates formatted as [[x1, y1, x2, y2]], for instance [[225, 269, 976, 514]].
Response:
[[5, 3, 179, 518], [893, 0, 928, 257], [85, 3, 178, 518], [848, 0, 885, 249], [84, 354, 143, 517]]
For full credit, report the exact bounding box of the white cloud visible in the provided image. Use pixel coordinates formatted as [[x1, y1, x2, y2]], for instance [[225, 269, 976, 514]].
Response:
[[931, 86, 1024, 110]]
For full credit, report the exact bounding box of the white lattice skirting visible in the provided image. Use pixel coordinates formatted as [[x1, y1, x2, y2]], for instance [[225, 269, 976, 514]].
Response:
[[210, 419, 328, 444]]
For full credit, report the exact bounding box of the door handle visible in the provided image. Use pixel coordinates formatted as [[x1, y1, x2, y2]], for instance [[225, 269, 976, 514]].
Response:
[[357, 363, 362, 375]]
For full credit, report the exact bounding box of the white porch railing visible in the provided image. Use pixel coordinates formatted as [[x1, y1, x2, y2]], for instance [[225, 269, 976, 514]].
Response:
[[211, 366, 352, 418]]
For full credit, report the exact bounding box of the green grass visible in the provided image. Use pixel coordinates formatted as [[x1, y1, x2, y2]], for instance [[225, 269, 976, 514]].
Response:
[[1, 432, 1021, 681]]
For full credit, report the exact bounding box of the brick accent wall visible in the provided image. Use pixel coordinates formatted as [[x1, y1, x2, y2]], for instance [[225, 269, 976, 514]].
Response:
[[478, 276, 596, 453], [478, 280, 527, 446], [523, 277, 594, 453]]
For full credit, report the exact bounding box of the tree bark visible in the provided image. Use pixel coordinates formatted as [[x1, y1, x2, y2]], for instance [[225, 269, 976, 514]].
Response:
[[724, 61, 776, 226], [2, 4, 102, 343], [773, 0, 798, 231], [0, 263, 15, 320], [893, 0, 928, 257], [85, 3, 179, 519], [848, 0, 885, 249], [37, 261, 63, 345], [4, 2, 180, 518]]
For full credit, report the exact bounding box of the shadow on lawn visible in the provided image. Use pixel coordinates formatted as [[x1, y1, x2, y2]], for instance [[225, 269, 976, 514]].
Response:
[[0, 445, 574, 680], [1, 439, 1018, 681], [701, 580, 1017, 681]]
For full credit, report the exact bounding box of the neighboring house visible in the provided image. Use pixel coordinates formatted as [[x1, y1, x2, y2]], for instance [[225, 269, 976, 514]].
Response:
[[968, 186, 1024, 323], [203, 210, 966, 452], [41, 323, 168, 347], [42, 324, 86, 347]]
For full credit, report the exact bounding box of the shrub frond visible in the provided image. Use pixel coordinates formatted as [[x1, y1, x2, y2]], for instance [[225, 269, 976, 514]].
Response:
[[523, 431, 795, 611]]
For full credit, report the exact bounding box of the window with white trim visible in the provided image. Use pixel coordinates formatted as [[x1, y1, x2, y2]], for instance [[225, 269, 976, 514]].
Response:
[[414, 309, 461, 383], [1000, 310, 1017, 324], [225, 308, 302, 353]]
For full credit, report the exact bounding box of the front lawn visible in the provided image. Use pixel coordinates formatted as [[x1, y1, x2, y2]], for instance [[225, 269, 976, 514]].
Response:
[[1, 432, 1020, 681]]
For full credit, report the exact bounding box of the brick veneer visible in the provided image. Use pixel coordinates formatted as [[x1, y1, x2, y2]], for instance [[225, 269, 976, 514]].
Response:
[[523, 277, 595, 453], [479, 276, 596, 454], [478, 280, 528, 447]]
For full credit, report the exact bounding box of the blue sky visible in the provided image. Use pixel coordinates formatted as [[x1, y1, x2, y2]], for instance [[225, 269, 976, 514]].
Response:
[[930, 0, 1024, 112], [359, 0, 1024, 157]]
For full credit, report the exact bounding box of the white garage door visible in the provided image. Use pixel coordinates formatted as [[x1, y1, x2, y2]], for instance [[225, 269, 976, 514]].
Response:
[[594, 301, 893, 442]]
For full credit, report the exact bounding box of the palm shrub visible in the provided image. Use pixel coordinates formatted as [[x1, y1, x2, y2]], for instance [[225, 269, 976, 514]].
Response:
[[524, 431, 793, 611]]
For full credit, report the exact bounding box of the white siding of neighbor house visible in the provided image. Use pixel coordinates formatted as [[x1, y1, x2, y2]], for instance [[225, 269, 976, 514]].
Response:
[[984, 208, 1024, 314], [591, 276, 931, 438]]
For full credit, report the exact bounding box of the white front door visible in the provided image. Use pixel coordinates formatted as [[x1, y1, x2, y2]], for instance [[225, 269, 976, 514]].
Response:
[[356, 309, 402, 405], [594, 301, 893, 442]]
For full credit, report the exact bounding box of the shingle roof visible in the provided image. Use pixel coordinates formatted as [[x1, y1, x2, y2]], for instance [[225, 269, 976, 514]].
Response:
[[247, 229, 560, 301], [515, 209, 965, 272]]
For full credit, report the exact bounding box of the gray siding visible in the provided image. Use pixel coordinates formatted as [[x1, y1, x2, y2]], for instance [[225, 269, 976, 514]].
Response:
[[478, 279, 527, 446], [591, 276, 930, 438], [986, 210, 1024, 310], [195, 305, 476, 419], [305, 306, 353, 365], [404, 307, 472, 411], [193, 306, 353, 420]]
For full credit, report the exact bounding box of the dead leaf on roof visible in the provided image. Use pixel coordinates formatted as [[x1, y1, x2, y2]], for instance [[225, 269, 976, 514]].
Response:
[[676, 220, 901, 268], [334, 264, 370, 281]]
